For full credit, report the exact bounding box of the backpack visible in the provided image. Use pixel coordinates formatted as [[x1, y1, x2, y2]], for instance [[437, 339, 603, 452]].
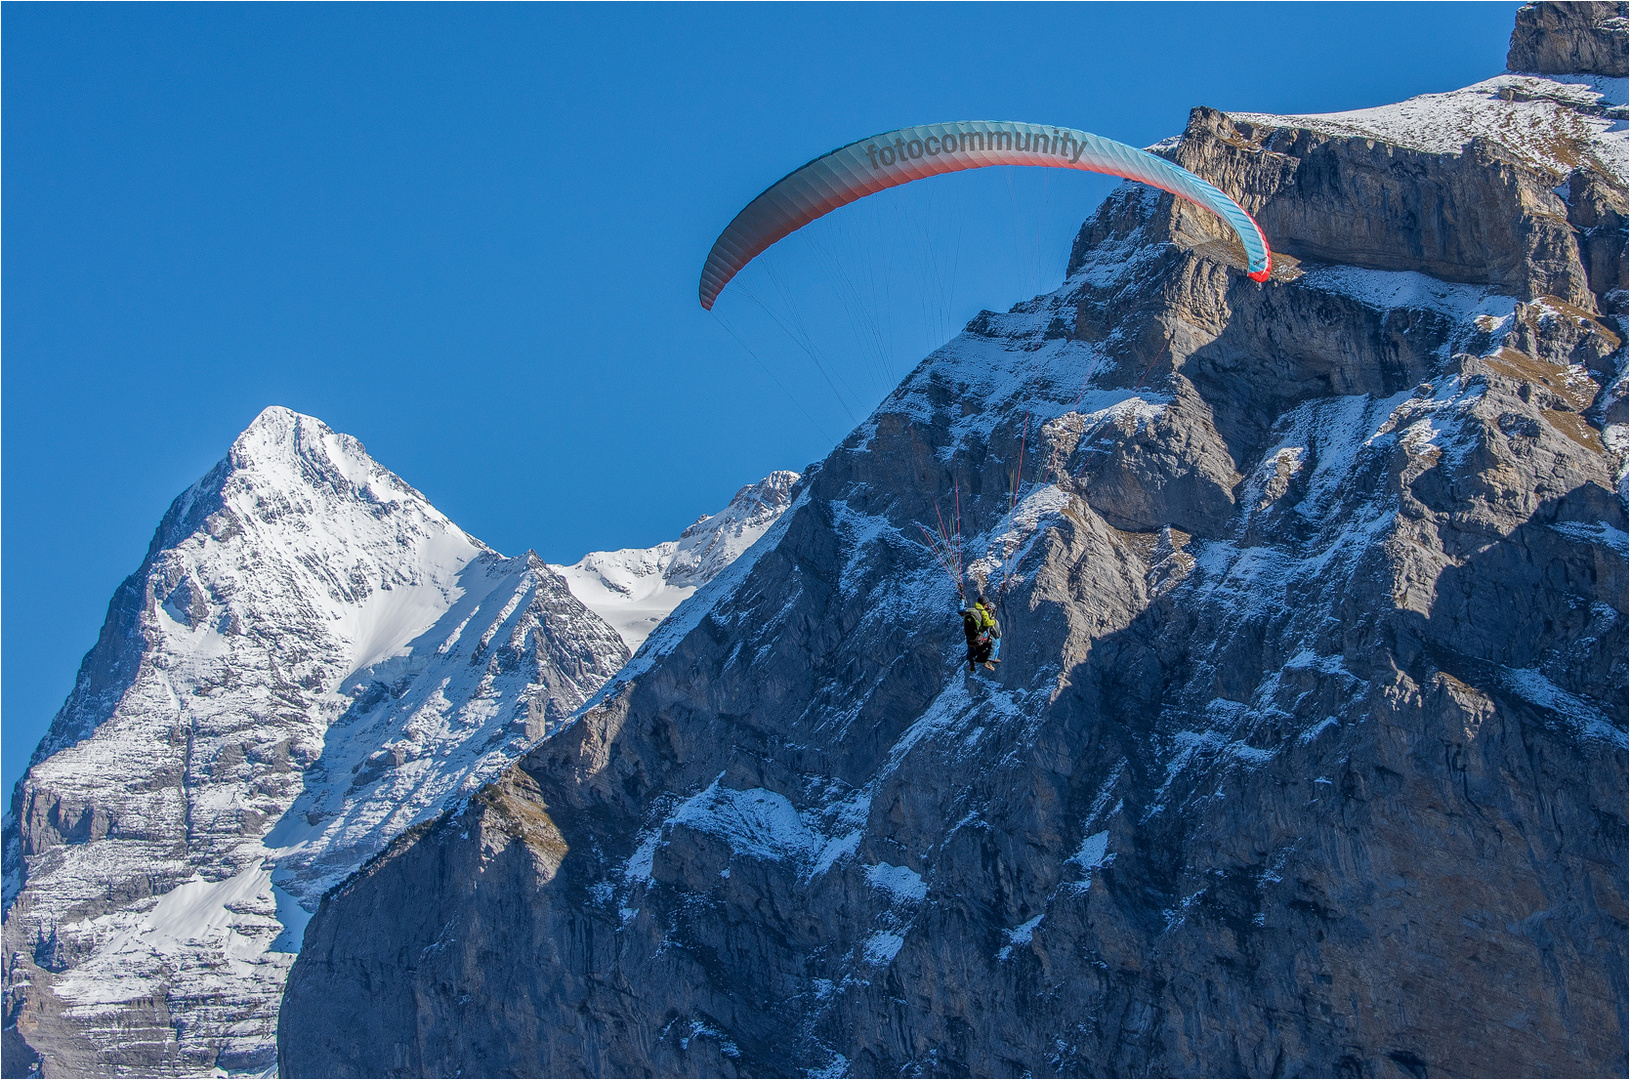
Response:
[[975, 602, 999, 637]]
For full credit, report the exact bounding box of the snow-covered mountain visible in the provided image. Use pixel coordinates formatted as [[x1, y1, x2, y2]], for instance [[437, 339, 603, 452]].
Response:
[[2, 407, 631, 1077], [550, 471, 799, 650]]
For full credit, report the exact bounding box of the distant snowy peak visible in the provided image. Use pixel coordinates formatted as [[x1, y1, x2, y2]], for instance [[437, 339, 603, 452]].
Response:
[[3, 404, 630, 1077], [233, 405, 457, 517], [29, 407, 487, 771], [1228, 71, 1628, 185], [164, 404, 465, 548], [164, 407, 491, 683], [552, 471, 799, 651]]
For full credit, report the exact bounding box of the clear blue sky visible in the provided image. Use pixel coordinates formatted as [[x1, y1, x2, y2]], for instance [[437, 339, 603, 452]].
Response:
[[4, 2, 1518, 796]]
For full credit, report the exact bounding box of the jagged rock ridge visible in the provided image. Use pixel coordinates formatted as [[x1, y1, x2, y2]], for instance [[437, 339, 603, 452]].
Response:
[[279, 13, 1627, 1080], [1, 407, 632, 1077]]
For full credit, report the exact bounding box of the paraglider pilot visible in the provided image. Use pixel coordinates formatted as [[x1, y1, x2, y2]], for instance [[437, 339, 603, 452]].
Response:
[[962, 595, 1001, 673]]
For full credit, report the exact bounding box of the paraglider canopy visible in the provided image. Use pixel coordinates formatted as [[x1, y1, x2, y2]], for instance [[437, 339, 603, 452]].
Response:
[[699, 120, 1272, 310]]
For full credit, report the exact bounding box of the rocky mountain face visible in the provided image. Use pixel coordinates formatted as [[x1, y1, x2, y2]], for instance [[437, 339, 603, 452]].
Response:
[[279, 10, 1628, 1080], [1, 407, 631, 1077], [551, 472, 800, 651]]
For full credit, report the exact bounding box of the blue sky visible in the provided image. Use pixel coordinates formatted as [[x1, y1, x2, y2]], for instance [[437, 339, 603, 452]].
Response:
[[4, 2, 1518, 795]]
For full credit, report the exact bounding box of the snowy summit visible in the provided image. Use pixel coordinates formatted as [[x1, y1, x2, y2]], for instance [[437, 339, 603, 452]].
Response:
[[2, 406, 633, 1075]]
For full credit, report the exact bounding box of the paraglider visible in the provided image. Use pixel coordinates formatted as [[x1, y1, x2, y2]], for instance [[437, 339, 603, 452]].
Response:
[[699, 120, 1272, 311], [701, 123, 1273, 677], [961, 595, 1001, 673]]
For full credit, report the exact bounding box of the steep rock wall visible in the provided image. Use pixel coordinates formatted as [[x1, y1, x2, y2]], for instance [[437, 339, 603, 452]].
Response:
[[1508, 1, 1628, 78], [280, 56, 1628, 1080]]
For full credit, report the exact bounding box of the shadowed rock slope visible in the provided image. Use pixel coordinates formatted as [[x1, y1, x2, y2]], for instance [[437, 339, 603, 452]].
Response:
[[280, 24, 1628, 1080]]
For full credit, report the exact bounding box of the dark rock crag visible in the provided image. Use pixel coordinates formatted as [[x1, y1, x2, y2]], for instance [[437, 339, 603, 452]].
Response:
[[1507, 1, 1628, 79], [279, 17, 1628, 1080]]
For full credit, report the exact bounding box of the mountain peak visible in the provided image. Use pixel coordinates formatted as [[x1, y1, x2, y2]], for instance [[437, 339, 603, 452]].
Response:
[[3, 407, 631, 1077], [228, 405, 348, 472], [232, 405, 448, 520], [679, 470, 800, 541], [672, 470, 800, 579], [147, 405, 463, 563]]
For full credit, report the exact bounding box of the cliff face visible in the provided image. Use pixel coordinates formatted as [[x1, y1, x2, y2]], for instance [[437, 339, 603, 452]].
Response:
[[280, 45, 1627, 1080]]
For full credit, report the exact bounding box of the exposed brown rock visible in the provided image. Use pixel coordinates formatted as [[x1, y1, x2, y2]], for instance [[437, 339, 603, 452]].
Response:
[[1166, 107, 1599, 311]]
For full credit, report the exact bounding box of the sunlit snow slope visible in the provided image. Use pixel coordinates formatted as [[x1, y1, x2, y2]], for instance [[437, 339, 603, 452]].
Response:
[[2, 407, 630, 1077], [551, 471, 799, 650], [1231, 71, 1627, 186]]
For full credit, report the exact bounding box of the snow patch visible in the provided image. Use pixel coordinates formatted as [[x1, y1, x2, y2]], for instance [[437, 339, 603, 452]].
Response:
[[1502, 667, 1627, 748], [1297, 265, 1517, 327], [997, 913, 1044, 961], [1070, 830, 1112, 871], [1232, 72, 1628, 185], [864, 862, 928, 904], [813, 830, 861, 877], [669, 781, 820, 863], [1550, 519, 1629, 556], [1066, 830, 1114, 894], [862, 930, 905, 966]]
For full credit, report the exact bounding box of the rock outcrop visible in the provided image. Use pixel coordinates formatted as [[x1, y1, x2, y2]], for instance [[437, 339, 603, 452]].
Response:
[[278, 27, 1629, 1080], [2, 408, 631, 1077], [1508, 1, 1628, 78]]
